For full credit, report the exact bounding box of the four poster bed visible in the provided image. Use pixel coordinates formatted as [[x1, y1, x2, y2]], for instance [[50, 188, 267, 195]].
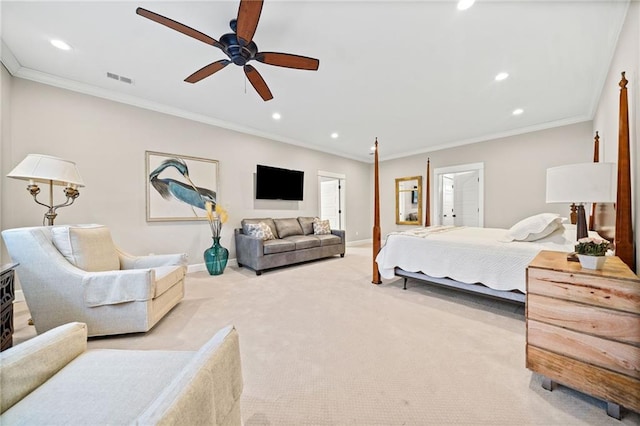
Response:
[[372, 72, 636, 302]]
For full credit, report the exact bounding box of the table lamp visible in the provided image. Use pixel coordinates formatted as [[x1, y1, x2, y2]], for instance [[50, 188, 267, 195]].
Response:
[[7, 154, 85, 225], [546, 162, 615, 240]]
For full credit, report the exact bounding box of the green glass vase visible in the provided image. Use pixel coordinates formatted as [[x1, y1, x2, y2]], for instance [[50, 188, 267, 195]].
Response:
[[204, 237, 228, 275]]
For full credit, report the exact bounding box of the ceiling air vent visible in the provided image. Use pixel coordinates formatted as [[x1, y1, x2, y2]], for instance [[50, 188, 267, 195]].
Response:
[[106, 72, 134, 85]]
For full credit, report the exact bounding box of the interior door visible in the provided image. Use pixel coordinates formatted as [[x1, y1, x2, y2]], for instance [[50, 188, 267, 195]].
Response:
[[441, 176, 454, 225], [320, 178, 341, 229]]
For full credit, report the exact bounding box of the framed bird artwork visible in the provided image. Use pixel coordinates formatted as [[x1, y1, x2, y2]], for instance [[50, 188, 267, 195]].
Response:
[[145, 151, 219, 222]]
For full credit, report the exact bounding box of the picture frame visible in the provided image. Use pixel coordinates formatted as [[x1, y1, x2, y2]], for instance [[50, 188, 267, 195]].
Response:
[[145, 151, 219, 222]]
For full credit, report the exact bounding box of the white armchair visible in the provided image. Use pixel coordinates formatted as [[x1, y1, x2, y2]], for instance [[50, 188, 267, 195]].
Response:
[[1, 225, 187, 337], [1, 322, 243, 425]]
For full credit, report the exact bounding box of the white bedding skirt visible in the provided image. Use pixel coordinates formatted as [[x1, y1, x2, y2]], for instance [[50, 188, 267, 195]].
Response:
[[375, 225, 589, 293]]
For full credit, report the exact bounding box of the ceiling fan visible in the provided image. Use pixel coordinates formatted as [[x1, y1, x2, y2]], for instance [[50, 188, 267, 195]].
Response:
[[136, 1, 320, 101]]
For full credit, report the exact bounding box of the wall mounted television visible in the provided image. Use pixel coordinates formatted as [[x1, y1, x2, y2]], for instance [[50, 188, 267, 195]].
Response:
[[256, 165, 304, 201]]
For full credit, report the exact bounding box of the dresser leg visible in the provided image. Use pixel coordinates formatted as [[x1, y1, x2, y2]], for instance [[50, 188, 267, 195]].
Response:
[[606, 402, 621, 420], [541, 377, 554, 391]]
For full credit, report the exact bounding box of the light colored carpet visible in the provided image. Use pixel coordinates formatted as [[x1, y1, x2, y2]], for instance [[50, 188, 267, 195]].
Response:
[[12, 244, 639, 425]]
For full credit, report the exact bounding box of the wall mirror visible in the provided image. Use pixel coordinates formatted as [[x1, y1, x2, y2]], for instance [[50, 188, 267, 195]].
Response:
[[395, 176, 422, 225]]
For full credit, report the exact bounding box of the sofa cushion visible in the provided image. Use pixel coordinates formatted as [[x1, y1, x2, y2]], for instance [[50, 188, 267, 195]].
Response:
[[242, 218, 279, 239], [243, 222, 275, 241], [284, 235, 321, 250], [315, 234, 342, 246], [51, 225, 120, 272], [263, 239, 296, 255], [313, 219, 332, 235], [297, 217, 317, 235], [274, 218, 304, 238]]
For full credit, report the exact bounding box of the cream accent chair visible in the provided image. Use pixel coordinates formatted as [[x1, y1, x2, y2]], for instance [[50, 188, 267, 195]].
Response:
[[1, 225, 187, 337], [0, 322, 243, 425]]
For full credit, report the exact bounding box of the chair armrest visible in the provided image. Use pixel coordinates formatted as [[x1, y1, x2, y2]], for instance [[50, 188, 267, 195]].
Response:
[[331, 229, 345, 241], [136, 325, 242, 425], [82, 268, 155, 307], [0, 322, 87, 413], [117, 249, 188, 270], [234, 230, 264, 264]]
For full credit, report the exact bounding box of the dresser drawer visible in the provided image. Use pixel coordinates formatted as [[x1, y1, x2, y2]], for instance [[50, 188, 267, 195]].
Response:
[[527, 345, 640, 413], [527, 319, 640, 379], [527, 267, 640, 314], [527, 294, 640, 345]]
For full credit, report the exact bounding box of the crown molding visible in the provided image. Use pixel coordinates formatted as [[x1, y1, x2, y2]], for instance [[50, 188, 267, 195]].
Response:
[[1, 40, 21, 74], [0, 58, 369, 163], [378, 116, 593, 163]]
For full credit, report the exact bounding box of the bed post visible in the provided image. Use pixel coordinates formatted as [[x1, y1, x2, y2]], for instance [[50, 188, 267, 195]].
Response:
[[589, 131, 600, 231], [372, 138, 382, 284], [615, 72, 635, 271], [425, 158, 431, 227]]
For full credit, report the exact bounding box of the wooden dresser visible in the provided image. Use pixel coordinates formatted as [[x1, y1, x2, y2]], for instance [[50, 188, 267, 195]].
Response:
[[526, 250, 640, 419]]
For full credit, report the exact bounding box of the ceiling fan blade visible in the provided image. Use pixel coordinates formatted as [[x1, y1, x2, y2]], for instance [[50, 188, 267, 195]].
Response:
[[136, 7, 220, 48], [185, 60, 231, 83], [255, 52, 320, 71], [244, 65, 273, 101], [236, 0, 263, 45]]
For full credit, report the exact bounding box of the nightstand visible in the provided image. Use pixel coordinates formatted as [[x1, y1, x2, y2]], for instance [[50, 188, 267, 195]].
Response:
[[1, 263, 18, 351], [526, 250, 640, 419]]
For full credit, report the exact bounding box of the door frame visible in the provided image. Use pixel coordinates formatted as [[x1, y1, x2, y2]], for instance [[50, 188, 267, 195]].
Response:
[[317, 170, 346, 230], [433, 162, 484, 227]]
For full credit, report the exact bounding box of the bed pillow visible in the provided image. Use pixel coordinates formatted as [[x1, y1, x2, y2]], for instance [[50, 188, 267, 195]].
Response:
[[51, 225, 120, 272], [244, 222, 275, 241], [313, 219, 331, 235], [504, 213, 564, 242]]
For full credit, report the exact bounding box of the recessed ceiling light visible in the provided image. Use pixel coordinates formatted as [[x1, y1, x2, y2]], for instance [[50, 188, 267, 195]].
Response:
[[457, 0, 475, 11], [512, 108, 524, 115], [495, 72, 509, 81], [331, 132, 339, 139], [272, 112, 281, 120], [50, 39, 72, 51]]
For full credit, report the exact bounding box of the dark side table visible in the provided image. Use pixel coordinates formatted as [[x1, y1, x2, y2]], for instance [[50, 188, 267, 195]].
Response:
[[1, 263, 18, 351]]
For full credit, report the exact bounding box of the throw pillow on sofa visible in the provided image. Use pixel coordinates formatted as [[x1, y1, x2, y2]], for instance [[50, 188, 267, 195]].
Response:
[[244, 222, 275, 241], [297, 217, 318, 235], [274, 218, 304, 238], [313, 219, 331, 235]]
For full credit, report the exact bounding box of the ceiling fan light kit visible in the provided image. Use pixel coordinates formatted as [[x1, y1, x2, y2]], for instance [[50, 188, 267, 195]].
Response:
[[136, 0, 319, 101]]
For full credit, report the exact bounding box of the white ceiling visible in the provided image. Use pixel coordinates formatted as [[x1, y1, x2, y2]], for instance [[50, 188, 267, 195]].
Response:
[[1, 1, 630, 162]]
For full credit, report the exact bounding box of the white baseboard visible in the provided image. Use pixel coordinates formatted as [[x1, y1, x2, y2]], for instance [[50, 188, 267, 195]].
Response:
[[187, 258, 238, 274], [347, 239, 373, 246], [14, 289, 25, 303]]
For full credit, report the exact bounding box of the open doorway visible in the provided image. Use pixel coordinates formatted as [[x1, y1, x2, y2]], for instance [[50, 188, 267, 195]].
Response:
[[434, 163, 484, 227], [318, 171, 346, 230]]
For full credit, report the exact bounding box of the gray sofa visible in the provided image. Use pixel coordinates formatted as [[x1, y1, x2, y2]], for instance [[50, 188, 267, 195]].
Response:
[[235, 217, 345, 275]]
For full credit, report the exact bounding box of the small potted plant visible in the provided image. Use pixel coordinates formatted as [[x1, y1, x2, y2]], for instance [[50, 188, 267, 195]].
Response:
[[574, 237, 610, 270]]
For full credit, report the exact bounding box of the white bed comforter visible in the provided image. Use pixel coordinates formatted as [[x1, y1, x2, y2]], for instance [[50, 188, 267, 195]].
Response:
[[375, 225, 587, 293]]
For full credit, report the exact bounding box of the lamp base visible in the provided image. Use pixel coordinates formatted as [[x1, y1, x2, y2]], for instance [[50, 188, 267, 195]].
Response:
[[576, 204, 588, 240]]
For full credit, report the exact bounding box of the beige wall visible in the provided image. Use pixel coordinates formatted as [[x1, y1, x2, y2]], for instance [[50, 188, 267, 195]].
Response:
[[1, 74, 372, 266], [377, 121, 594, 237], [0, 65, 9, 241], [593, 1, 639, 272]]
